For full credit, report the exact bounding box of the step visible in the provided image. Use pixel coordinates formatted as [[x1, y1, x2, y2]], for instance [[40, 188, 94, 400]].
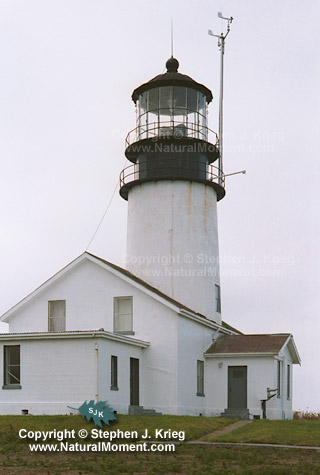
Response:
[[128, 405, 162, 416], [142, 411, 162, 416], [221, 408, 250, 420], [128, 405, 144, 415]]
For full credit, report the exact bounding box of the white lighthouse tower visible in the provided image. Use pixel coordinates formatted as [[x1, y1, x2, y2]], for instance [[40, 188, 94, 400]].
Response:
[[120, 57, 224, 323]]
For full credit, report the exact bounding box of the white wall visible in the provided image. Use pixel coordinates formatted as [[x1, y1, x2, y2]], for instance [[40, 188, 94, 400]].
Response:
[[205, 356, 277, 418], [2, 257, 295, 418], [205, 352, 294, 420], [7, 259, 119, 333], [0, 338, 97, 415], [7, 258, 176, 336], [96, 338, 143, 414], [2, 258, 180, 414], [266, 345, 294, 419], [126, 181, 221, 322], [177, 314, 217, 415], [0, 336, 149, 415]]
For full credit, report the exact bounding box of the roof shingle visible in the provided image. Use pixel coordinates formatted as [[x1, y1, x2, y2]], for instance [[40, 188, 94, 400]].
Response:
[[205, 334, 290, 355]]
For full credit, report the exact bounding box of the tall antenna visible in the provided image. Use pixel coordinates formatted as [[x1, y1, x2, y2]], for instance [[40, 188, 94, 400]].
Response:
[[208, 12, 233, 186], [171, 19, 174, 57]]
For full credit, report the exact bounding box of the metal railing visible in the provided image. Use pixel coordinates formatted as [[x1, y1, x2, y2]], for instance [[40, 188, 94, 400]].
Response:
[[120, 160, 225, 189], [125, 121, 219, 149]]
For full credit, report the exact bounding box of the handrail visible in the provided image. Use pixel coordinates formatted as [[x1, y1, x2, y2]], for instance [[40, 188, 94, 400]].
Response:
[[125, 120, 219, 149], [119, 161, 225, 189]]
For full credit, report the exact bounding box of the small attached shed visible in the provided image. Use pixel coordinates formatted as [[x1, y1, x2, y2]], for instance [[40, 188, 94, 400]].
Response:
[[204, 334, 301, 420]]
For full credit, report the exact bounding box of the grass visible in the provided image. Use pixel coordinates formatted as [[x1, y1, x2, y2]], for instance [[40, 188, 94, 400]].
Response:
[[0, 414, 233, 451], [0, 416, 320, 473], [0, 443, 319, 474], [214, 419, 320, 446]]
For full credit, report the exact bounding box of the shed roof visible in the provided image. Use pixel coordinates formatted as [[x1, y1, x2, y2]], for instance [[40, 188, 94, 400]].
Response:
[[205, 334, 301, 364], [0, 330, 149, 347]]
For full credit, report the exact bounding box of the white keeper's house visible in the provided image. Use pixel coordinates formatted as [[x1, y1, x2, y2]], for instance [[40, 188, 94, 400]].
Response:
[[0, 57, 300, 419]]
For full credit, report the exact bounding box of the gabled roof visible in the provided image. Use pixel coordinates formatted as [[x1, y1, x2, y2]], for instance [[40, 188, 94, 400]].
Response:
[[87, 253, 241, 334], [220, 321, 241, 334], [0, 252, 240, 335], [205, 334, 301, 364], [89, 252, 204, 315]]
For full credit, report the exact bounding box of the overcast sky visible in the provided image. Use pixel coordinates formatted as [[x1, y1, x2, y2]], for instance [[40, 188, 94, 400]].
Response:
[[0, 0, 319, 411]]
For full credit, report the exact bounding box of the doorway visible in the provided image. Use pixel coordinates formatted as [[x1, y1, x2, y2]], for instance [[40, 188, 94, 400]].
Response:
[[228, 366, 247, 409], [130, 358, 139, 406]]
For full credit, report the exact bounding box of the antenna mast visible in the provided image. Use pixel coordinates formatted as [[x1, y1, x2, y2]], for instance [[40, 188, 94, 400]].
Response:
[[208, 12, 233, 186], [171, 19, 174, 57]]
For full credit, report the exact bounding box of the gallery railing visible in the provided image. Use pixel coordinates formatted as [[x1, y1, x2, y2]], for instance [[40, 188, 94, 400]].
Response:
[[120, 160, 225, 189], [125, 121, 219, 148]]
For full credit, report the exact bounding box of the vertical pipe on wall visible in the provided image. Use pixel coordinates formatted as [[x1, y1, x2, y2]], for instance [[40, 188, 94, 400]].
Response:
[[94, 342, 99, 402]]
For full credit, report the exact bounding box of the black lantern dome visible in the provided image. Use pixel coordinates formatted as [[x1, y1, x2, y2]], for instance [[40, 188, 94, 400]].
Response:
[[131, 56, 213, 104], [120, 58, 225, 201]]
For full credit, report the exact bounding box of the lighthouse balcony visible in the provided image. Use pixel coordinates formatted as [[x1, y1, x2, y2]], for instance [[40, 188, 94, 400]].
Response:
[[119, 159, 225, 201], [126, 120, 218, 143], [125, 121, 219, 163]]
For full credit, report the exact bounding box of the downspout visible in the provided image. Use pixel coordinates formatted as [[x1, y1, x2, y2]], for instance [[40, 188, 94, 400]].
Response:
[[281, 358, 285, 419], [94, 341, 99, 402]]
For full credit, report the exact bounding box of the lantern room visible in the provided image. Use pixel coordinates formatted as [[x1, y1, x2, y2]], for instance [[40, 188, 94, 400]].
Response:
[[136, 85, 208, 141], [131, 57, 213, 144], [120, 57, 225, 201], [135, 61, 209, 143]]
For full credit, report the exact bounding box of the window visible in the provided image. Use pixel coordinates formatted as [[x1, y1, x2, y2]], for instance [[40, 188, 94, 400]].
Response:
[[287, 364, 291, 400], [215, 285, 221, 313], [277, 360, 282, 398], [111, 356, 118, 391], [48, 300, 66, 332], [197, 360, 204, 396], [114, 297, 133, 334], [148, 88, 159, 112], [3, 345, 21, 389]]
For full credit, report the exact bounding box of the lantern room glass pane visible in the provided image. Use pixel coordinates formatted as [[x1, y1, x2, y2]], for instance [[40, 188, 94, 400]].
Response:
[[187, 89, 197, 112], [200, 114, 207, 140], [138, 112, 147, 140], [173, 87, 186, 111], [140, 92, 147, 114], [198, 93, 206, 116], [159, 86, 172, 116], [135, 99, 139, 125], [148, 111, 159, 133], [148, 88, 159, 112]]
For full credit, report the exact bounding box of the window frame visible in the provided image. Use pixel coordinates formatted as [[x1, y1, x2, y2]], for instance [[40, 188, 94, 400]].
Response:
[[2, 345, 21, 390], [48, 300, 66, 332], [287, 364, 291, 400], [196, 360, 205, 397], [113, 296, 134, 335], [277, 360, 282, 398], [215, 284, 221, 313], [110, 355, 118, 391]]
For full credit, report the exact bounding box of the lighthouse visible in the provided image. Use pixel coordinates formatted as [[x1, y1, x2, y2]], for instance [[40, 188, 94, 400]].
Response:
[[120, 57, 225, 323], [0, 52, 301, 421]]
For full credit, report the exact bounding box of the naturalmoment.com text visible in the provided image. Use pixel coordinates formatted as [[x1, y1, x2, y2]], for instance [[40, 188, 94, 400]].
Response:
[[19, 428, 184, 453]]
